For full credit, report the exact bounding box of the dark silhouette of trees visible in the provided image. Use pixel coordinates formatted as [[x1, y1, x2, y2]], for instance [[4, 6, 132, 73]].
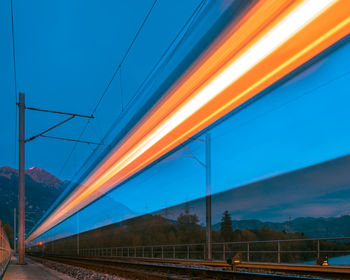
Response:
[[36, 211, 350, 263], [176, 210, 202, 243], [220, 210, 233, 241]]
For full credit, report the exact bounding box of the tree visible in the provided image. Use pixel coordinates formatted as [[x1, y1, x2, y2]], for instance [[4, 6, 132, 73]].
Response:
[[176, 210, 201, 243], [241, 228, 257, 241], [220, 211, 233, 241]]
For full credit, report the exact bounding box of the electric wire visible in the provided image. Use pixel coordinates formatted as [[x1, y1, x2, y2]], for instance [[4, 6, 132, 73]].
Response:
[[10, 0, 18, 169], [58, 0, 158, 177], [10, 0, 17, 96], [35, 0, 209, 235], [119, 66, 124, 112], [31, 0, 208, 236], [124, 0, 207, 110], [92, 0, 158, 116], [64, 0, 208, 182]]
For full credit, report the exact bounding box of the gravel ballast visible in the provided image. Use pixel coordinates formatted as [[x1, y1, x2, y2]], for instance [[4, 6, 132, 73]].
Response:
[[30, 257, 128, 280]]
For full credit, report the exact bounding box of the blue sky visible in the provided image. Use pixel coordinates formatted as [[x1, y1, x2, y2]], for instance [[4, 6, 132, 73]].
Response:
[[0, 0, 210, 180]]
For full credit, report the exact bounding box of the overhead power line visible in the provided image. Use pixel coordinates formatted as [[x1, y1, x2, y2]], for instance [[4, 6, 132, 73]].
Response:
[[10, 0, 17, 96], [11, 0, 18, 168], [64, 0, 207, 182], [40, 135, 111, 148], [93, 0, 158, 116], [58, 0, 158, 177], [29, 0, 209, 236]]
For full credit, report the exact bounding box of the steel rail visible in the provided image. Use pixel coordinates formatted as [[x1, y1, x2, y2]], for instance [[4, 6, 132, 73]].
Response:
[[35, 255, 328, 280]]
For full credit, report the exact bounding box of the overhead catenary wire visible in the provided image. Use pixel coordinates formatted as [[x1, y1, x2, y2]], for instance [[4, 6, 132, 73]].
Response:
[[33, 0, 209, 235], [119, 66, 124, 112], [66, 0, 208, 183], [10, 0, 17, 96], [92, 0, 158, 116], [58, 0, 158, 177], [11, 0, 18, 169], [63, 0, 208, 182], [124, 0, 207, 110]]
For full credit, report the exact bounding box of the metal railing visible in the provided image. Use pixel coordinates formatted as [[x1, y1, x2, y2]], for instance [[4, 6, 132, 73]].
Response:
[[0, 221, 11, 277], [42, 236, 350, 265]]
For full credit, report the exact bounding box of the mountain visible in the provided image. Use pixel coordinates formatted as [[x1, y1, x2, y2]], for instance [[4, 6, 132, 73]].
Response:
[[212, 215, 350, 238], [25, 167, 62, 187], [0, 166, 67, 234], [0, 166, 62, 187]]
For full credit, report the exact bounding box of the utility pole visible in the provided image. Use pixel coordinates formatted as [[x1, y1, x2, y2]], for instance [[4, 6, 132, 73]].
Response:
[[180, 133, 212, 260], [77, 211, 79, 256], [13, 208, 16, 254], [16, 92, 102, 263], [205, 133, 212, 260], [18, 92, 25, 264]]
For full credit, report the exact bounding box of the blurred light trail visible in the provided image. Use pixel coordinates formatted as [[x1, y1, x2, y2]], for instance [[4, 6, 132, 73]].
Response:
[[27, 0, 350, 243]]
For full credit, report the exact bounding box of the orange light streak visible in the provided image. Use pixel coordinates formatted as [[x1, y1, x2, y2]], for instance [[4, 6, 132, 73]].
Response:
[[27, 0, 350, 243]]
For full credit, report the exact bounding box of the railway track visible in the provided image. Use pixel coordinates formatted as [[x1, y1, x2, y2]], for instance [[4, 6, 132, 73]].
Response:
[[102, 257, 350, 279], [32, 255, 341, 280]]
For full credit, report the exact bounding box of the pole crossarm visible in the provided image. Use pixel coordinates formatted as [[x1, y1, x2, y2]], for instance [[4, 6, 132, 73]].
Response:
[[177, 134, 212, 260], [25, 115, 75, 143], [40, 134, 111, 148], [189, 137, 205, 142], [180, 142, 205, 167], [17, 93, 99, 263], [25, 106, 94, 119]]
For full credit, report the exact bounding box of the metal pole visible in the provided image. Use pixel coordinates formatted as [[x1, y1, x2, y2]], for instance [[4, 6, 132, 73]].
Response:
[[18, 93, 25, 264], [247, 243, 250, 262], [13, 208, 16, 254], [223, 244, 225, 260], [205, 133, 212, 260], [77, 212, 79, 256]]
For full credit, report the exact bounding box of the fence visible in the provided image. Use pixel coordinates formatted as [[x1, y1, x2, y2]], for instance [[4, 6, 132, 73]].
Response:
[[0, 221, 11, 277], [37, 236, 350, 265]]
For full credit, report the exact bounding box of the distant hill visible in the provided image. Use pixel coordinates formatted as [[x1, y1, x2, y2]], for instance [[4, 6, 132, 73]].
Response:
[[213, 215, 350, 238], [0, 166, 68, 234], [24, 167, 62, 187]]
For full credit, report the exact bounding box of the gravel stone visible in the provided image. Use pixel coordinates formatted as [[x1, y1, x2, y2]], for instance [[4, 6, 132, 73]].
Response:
[[30, 257, 128, 280]]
